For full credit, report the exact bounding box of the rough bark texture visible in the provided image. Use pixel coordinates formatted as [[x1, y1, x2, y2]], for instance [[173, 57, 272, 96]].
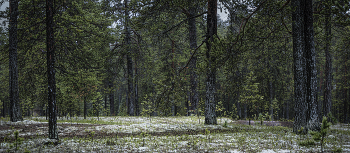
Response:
[[188, 6, 198, 115], [292, 0, 319, 133], [305, 0, 319, 131], [125, 0, 134, 116], [9, 0, 22, 122], [323, 1, 332, 118], [292, 0, 307, 133], [205, 0, 217, 125], [46, 0, 58, 139]]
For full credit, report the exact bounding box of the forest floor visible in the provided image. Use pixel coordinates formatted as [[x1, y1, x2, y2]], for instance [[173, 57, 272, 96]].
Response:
[[0, 116, 349, 153]]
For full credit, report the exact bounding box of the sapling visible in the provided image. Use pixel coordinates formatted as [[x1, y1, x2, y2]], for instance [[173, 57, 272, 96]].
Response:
[[90, 131, 95, 142], [14, 130, 19, 151], [205, 128, 210, 143], [310, 116, 331, 153]]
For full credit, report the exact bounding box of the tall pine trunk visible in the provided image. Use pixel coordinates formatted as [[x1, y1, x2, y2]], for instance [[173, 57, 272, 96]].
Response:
[[305, 0, 319, 131], [46, 0, 58, 139], [188, 6, 198, 115], [292, 0, 319, 133], [9, 0, 22, 122], [292, 0, 307, 133], [205, 0, 217, 125], [125, 0, 134, 116], [323, 1, 332, 118]]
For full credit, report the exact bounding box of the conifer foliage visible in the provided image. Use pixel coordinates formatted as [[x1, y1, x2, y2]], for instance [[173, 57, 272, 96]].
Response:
[[0, 0, 350, 137]]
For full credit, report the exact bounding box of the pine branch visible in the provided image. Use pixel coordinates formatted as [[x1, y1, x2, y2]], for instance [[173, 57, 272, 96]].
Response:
[[161, 11, 208, 35]]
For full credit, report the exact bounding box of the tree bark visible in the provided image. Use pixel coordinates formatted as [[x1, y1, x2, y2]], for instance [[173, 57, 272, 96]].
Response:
[[292, 0, 307, 133], [9, 0, 22, 122], [323, 1, 332, 119], [205, 0, 217, 125], [305, 0, 319, 131], [188, 6, 199, 115], [46, 0, 58, 139], [125, 0, 134, 116], [292, 0, 319, 133]]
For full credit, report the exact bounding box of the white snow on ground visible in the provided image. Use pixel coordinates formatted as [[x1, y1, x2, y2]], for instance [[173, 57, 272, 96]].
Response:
[[0, 116, 349, 153]]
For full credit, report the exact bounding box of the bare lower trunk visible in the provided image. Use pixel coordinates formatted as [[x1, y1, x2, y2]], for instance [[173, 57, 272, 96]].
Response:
[[9, 0, 22, 122], [269, 79, 274, 121], [135, 61, 139, 116], [292, 0, 307, 133], [305, 0, 319, 131], [204, 0, 217, 125], [292, 0, 319, 133], [84, 96, 87, 119], [188, 6, 198, 115], [109, 85, 115, 116], [323, 2, 332, 119], [127, 55, 134, 116], [125, 0, 134, 116], [46, 0, 57, 139]]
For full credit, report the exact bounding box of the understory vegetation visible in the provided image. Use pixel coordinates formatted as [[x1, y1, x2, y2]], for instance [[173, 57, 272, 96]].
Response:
[[0, 116, 349, 152]]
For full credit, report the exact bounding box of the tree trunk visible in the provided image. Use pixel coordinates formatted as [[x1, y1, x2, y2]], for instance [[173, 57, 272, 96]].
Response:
[[292, 0, 319, 133], [292, 0, 307, 133], [188, 6, 199, 115], [46, 0, 58, 139], [204, 0, 217, 125], [84, 96, 87, 119], [135, 60, 139, 116], [125, 0, 134, 116], [104, 94, 108, 116], [269, 79, 274, 121], [305, 0, 319, 131], [323, 1, 332, 119], [9, 0, 22, 122], [127, 55, 134, 116], [109, 81, 115, 116]]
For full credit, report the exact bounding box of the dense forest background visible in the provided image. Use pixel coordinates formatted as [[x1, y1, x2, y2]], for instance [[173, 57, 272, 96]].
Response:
[[0, 0, 349, 128]]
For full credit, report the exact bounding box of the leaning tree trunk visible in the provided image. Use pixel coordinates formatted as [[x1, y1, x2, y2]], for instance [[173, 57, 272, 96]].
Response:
[[9, 0, 22, 122], [204, 0, 217, 125], [46, 0, 58, 139]]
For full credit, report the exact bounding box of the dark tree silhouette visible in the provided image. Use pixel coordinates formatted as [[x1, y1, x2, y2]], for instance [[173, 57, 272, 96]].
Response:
[[46, 0, 58, 139], [292, 0, 319, 133], [205, 0, 217, 125], [9, 0, 22, 122]]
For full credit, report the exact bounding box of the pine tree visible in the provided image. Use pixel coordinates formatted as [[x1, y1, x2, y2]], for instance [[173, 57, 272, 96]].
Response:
[[205, 0, 217, 125], [46, 0, 57, 139], [9, 0, 22, 122], [292, 0, 319, 133]]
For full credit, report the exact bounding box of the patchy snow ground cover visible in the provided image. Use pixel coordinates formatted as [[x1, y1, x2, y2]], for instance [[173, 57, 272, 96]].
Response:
[[0, 116, 349, 152]]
